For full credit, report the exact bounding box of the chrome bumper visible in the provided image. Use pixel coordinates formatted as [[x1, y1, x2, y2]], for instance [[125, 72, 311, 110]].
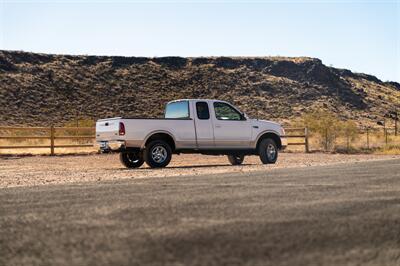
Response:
[[95, 140, 125, 152]]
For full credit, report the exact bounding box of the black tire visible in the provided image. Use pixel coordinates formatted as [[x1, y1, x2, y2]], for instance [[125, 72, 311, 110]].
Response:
[[120, 151, 144, 168], [258, 138, 278, 164], [227, 154, 245, 165], [144, 140, 172, 168]]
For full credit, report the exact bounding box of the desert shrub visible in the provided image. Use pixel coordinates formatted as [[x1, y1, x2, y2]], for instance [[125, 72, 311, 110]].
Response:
[[296, 109, 364, 152], [300, 109, 342, 151], [334, 146, 364, 154], [338, 120, 359, 150]]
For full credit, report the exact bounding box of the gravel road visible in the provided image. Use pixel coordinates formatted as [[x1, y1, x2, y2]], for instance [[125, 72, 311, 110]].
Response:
[[0, 152, 399, 188], [1, 158, 400, 266]]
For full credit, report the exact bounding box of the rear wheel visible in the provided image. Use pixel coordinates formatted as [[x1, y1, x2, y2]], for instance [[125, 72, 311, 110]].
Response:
[[144, 140, 172, 168], [227, 154, 245, 165], [258, 138, 278, 164], [120, 151, 144, 168]]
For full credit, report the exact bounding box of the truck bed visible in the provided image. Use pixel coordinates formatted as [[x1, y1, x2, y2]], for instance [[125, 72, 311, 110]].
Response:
[[96, 117, 196, 149]]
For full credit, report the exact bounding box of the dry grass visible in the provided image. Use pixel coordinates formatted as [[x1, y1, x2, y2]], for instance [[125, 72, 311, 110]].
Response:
[[1, 131, 399, 155], [0, 122, 398, 155], [0, 139, 96, 155], [373, 145, 400, 155]]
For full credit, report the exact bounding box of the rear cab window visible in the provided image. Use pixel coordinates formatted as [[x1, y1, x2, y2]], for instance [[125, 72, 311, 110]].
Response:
[[165, 101, 190, 119], [196, 102, 210, 120]]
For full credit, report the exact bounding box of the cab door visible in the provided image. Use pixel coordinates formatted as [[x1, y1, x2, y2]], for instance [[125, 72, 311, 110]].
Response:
[[193, 101, 214, 148], [211, 101, 252, 148]]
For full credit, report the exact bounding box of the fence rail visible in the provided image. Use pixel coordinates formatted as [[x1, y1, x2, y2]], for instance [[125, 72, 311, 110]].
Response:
[[284, 127, 309, 152], [0, 126, 310, 155], [0, 126, 95, 155]]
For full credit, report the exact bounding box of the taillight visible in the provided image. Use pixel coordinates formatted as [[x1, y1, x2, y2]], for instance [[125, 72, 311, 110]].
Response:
[[119, 122, 125, 136]]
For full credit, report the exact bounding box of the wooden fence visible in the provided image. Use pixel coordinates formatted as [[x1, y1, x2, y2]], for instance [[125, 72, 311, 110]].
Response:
[[284, 127, 309, 152], [0, 126, 309, 155], [0, 126, 95, 155]]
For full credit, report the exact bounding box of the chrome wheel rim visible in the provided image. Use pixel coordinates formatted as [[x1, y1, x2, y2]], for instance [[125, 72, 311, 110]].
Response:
[[266, 144, 276, 161], [151, 145, 167, 163]]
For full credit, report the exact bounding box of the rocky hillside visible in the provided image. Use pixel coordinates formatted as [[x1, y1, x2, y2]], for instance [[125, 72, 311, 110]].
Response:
[[0, 50, 399, 127]]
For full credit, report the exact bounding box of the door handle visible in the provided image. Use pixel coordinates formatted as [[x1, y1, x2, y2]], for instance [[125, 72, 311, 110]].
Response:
[[215, 124, 221, 128]]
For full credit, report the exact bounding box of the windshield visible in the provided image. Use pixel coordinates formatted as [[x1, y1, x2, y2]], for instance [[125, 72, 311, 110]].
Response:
[[164, 101, 190, 119]]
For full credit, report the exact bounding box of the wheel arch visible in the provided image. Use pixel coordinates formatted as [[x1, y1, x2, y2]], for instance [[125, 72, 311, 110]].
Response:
[[142, 130, 176, 151], [255, 131, 282, 150]]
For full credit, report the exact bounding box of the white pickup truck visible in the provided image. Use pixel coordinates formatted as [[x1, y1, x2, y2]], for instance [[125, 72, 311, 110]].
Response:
[[95, 99, 287, 168]]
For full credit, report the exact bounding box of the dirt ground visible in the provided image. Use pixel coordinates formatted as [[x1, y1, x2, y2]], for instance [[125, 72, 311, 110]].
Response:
[[1, 152, 399, 188]]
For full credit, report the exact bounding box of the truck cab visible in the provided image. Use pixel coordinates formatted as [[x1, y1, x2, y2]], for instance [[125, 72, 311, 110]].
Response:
[[96, 99, 287, 168]]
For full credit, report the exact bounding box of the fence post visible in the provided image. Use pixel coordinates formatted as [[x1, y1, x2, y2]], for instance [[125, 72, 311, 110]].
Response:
[[50, 125, 55, 156], [385, 128, 388, 146], [366, 127, 369, 150], [383, 120, 386, 146], [304, 127, 310, 153], [324, 128, 328, 151]]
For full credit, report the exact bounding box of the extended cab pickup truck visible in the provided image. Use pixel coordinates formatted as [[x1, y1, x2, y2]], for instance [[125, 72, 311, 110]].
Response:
[[95, 99, 287, 168]]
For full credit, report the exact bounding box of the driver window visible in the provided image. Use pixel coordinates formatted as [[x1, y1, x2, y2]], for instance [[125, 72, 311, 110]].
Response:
[[213, 102, 241, 121]]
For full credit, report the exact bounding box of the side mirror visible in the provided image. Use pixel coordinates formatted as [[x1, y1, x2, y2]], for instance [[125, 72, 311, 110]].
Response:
[[241, 113, 247, 120]]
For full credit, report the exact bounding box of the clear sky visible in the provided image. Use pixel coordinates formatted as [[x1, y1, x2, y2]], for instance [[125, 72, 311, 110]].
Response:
[[1, 0, 399, 82]]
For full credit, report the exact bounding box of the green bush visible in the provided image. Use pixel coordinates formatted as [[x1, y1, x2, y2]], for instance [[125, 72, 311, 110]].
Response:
[[300, 109, 341, 151], [299, 109, 359, 151]]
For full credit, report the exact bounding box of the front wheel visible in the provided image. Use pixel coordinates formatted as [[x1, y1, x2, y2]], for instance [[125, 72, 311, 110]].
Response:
[[258, 138, 278, 164], [144, 140, 172, 168], [120, 151, 144, 168], [228, 154, 245, 165]]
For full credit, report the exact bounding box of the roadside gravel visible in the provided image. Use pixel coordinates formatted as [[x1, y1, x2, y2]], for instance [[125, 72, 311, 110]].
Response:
[[0, 152, 399, 188]]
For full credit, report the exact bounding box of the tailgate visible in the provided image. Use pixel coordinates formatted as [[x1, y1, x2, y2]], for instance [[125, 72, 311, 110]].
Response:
[[96, 118, 122, 141]]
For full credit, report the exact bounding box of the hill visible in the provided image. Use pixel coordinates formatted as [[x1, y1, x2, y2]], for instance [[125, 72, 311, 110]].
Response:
[[0, 50, 399, 127]]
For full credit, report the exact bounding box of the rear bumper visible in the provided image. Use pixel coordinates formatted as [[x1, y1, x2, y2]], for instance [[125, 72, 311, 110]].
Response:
[[95, 140, 125, 152], [280, 137, 288, 150]]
